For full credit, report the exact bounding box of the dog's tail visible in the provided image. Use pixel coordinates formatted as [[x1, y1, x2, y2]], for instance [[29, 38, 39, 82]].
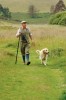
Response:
[[36, 50, 40, 54]]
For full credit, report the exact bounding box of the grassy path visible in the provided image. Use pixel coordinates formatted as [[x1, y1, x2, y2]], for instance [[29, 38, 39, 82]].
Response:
[[0, 60, 64, 100]]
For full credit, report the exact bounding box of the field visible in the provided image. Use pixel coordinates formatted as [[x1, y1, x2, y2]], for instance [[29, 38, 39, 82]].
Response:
[[0, 0, 66, 12], [0, 20, 66, 100], [11, 12, 51, 24]]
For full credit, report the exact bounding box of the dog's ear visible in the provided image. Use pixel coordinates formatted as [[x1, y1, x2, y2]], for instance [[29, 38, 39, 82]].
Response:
[[43, 50, 46, 54], [43, 49, 49, 54]]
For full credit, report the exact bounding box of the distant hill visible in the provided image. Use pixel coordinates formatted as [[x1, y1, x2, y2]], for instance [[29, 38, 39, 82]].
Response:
[[0, 0, 66, 12]]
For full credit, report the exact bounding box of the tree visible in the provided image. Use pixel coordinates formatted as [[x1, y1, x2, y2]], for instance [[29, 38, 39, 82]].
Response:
[[0, 4, 11, 19], [28, 5, 37, 18], [53, 0, 66, 13], [0, 4, 3, 12], [3, 7, 11, 18]]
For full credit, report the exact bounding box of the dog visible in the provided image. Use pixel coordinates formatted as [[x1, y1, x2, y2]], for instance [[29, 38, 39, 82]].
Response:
[[36, 48, 49, 65]]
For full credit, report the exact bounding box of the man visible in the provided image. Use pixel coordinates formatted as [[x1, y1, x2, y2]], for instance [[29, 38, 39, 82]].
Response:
[[16, 21, 32, 65]]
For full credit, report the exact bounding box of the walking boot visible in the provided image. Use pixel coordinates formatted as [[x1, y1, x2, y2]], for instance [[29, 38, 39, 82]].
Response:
[[25, 54, 31, 65], [22, 55, 25, 64]]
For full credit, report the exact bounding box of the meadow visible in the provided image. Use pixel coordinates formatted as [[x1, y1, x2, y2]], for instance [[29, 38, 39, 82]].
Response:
[[0, 20, 66, 100], [11, 12, 50, 24]]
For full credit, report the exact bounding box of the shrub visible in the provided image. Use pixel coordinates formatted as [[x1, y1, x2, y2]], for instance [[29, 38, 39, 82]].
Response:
[[59, 91, 66, 100], [58, 16, 66, 25], [0, 4, 11, 19], [49, 11, 66, 26], [50, 48, 64, 57]]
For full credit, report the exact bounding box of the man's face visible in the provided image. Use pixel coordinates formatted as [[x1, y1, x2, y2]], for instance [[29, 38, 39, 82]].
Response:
[[22, 23, 26, 29]]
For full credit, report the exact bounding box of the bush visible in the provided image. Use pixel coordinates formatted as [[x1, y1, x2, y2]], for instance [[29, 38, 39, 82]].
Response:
[[59, 91, 66, 100], [59, 16, 66, 25], [0, 4, 11, 19], [50, 47, 64, 57], [49, 11, 66, 26]]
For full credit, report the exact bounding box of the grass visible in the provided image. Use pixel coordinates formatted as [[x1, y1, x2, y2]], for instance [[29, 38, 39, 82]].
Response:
[[11, 12, 51, 24], [0, 63, 63, 100], [0, 21, 66, 100]]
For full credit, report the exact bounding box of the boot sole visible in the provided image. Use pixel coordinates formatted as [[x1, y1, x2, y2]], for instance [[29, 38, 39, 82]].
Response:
[[27, 62, 31, 65]]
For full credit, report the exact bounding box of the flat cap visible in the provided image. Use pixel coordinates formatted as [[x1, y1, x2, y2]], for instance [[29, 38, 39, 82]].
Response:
[[21, 21, 27, 24]]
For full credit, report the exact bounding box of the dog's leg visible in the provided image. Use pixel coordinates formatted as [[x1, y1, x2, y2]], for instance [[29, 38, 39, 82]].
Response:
[[44, 55, 48, 66], [43, 60, 47, 66], [43, 62, 46, 66]]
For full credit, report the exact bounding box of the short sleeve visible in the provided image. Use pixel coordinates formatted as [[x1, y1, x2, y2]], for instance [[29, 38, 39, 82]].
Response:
[[16, 28, 22, 37], [27, 27, 32, 36]]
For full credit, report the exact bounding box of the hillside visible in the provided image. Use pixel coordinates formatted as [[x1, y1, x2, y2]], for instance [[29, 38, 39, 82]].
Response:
[[0, 0, 66, 12]]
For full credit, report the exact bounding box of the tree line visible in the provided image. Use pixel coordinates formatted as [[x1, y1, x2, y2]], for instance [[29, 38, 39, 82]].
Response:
[[0, 4, 11, 19]]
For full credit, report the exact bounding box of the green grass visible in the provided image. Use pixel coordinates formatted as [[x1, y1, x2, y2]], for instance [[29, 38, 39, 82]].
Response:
[[0, 48, 64, 100], [0, 21, 66, 100], [0, 62, 63, 100], [11, 12, 51, 24]]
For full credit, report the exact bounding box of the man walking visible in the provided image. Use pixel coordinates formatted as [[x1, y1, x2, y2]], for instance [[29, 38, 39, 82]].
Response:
[[16, 21, 32, 65]]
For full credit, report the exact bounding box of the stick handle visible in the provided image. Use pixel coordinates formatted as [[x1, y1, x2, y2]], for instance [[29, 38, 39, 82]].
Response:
[[15, 37, 20, 64]]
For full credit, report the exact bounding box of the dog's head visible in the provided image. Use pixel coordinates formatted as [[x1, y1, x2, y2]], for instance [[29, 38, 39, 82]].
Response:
[[43, 48, 49, 55]]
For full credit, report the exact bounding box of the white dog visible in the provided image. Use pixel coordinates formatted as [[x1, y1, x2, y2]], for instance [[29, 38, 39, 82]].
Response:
[[36, 48, 49, 65]]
